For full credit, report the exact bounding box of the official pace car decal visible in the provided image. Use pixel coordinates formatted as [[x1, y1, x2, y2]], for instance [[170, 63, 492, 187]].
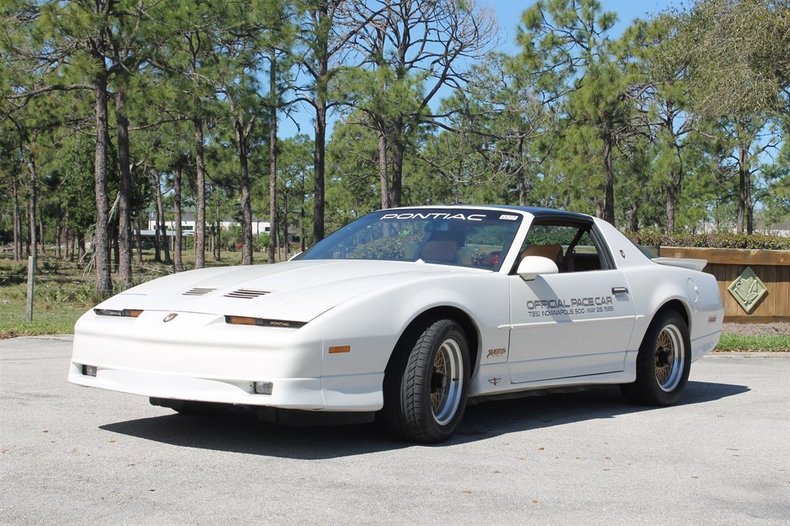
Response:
[[378, 210, 522, 222], [526, 295, 615, 318]]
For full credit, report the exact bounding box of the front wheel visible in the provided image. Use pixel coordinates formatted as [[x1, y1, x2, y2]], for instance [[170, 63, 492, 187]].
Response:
[[621, 310, 691, 406], [382, 319, 471, 443]]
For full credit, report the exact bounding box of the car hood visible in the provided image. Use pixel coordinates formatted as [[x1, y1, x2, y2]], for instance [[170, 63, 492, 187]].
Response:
[[102, 260, 473, 322]]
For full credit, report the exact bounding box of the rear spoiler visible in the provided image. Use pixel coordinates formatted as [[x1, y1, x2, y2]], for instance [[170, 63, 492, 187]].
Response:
[[651, 257, 707, 272]]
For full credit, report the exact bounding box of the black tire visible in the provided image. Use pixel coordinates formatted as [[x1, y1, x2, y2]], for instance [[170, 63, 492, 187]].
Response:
[[382, 319, 471, 443], [621, 310, 691, 406], [149, 397, 227, 416]]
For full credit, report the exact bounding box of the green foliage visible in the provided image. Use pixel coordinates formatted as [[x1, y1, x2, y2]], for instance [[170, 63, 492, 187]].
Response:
[[0, 0, 787, 292], [669, 0, 789, 119], [626, 231, 790, 250], [253, 233, 270, 252]]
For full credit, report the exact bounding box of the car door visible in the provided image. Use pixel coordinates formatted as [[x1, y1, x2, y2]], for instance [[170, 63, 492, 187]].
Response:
[[506, 221, 636, 383]]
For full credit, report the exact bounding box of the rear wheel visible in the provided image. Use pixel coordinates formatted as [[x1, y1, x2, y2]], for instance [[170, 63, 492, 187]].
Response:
[[621, 310, 691, 406], [382, 319, 470, 443]]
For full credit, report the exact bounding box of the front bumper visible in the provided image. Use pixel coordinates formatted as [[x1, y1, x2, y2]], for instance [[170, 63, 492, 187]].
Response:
[[67, 310, 384, 411]]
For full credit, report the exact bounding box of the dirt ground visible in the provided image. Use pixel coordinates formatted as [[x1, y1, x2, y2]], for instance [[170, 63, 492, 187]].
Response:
[[722, 322, 790, 336]]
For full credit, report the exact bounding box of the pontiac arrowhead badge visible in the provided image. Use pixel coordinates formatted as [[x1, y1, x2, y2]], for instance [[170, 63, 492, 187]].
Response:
[[163, 313, 178, 323]]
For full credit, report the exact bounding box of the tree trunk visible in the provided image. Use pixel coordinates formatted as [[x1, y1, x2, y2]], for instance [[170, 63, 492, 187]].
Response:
[[193, 117, 207, 268], [173, 165, 184, 271], [93, 69, 113, 298], [39, 218, 46, 257], [26, 150, 38, 263], [115, 88, 133, 289], [77, 232, 86, 263], [55, 203, 63, 260], [602, 128, 616, 225], [378, 129, 390, 209], [313, 100, 326, 244], [214, 196, 221, 261], [236, 116, 254, 265], [268, 51, 278, 264], [66, 227, 72, 261], [737, 144, 753, 234], [312, 2, 329, 243], [626, 201, 639, 232], [282, 188, 289, 260], [516, 135, 527, 206], [12, 171, 22, 261], [390, 126, 404, 207], [154, 171, 171, 264], [111, 218, 119, 272], [389, 118, 406, 207], [153, 206, 161, 262], [665, 181, 676, 233], [133, 216, 143, 265]]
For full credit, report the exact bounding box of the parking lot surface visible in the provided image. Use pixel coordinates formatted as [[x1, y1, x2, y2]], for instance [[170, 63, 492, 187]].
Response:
[[1, 337, 788, 525]]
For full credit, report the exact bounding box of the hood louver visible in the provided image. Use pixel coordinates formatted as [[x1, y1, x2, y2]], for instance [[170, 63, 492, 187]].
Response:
[[224, 288, 271, 299], [182, 287, 216, 297]]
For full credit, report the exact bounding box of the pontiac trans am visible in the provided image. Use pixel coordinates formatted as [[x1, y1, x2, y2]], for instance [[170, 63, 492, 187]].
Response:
[[68, 206, 724, 442]]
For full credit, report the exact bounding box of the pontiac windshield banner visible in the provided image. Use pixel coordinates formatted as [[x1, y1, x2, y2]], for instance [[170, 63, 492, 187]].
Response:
[[527, 295, 615, 317], [378, 210, 522, 222]]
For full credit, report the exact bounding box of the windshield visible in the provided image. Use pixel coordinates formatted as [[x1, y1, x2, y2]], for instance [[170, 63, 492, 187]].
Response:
[[296, 209, 524, 271]]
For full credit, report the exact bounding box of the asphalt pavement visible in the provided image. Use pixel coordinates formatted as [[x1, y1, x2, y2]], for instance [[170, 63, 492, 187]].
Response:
[[1, 337, 788, 525]]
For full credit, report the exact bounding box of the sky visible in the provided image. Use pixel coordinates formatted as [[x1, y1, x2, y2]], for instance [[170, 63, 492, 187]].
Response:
[[492, 0, 682, 48], [279, 0, 684, 138]]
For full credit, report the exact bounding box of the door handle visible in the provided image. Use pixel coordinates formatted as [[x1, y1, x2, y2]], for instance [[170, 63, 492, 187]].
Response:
[[612, 287, 629, 295]]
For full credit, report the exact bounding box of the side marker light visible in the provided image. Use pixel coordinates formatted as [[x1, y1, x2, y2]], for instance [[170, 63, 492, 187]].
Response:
[[328, 345, 351, 354]]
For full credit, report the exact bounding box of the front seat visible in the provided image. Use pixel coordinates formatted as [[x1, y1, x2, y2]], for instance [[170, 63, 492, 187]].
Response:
[[520, 244, 563, 268]]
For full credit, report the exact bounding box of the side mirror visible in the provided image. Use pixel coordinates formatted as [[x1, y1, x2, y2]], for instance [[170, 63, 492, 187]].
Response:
[[517, 256, 559, 281]]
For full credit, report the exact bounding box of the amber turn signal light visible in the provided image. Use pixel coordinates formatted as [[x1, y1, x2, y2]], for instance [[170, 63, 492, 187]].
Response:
[[94, 308, 143, 318]]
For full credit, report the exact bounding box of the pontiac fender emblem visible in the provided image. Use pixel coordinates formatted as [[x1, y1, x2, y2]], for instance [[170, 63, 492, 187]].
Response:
[[163, 313, 178, 323], [488, 377, 501, 386]]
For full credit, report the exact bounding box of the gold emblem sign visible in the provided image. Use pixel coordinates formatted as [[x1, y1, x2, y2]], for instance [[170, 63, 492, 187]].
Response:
[[728, 267, 767, 314]]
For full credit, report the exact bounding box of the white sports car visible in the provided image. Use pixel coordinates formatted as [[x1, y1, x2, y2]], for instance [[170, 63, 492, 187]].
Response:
[[69, 206, 723, 442]]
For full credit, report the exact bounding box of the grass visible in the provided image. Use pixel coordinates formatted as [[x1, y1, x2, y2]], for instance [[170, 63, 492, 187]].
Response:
[[1, 257, 100, 337], [1, 251, 789, 350], [714, 333, 790, 352], [0, 299, 88, 337], [0, 248, 278, 338]]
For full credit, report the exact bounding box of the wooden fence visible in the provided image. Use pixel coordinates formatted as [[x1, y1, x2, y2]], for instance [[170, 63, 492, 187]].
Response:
[[658, 247, 790, 323]]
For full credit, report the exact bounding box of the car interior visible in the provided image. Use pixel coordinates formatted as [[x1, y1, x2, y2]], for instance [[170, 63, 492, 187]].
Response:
[[515, 221, 609, 274]]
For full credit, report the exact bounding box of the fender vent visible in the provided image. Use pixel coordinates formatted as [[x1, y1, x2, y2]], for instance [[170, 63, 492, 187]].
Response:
[[224, 289, 270, 299], [183, 287, 216, 296]]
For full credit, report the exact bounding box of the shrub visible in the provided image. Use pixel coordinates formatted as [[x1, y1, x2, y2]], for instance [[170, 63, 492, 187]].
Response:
[[625, 231, 790, 250]]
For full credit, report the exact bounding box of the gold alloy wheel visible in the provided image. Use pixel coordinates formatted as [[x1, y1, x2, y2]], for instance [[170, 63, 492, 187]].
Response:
[[654, 324, 685, 392], [429, 338, 464, 426]]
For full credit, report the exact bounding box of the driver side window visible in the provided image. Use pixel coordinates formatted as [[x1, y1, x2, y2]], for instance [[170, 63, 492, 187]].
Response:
[[519, 222, 611, 273]]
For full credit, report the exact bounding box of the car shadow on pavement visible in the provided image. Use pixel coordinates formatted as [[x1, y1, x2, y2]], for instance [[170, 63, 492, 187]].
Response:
[[100, 380, 748, 459], [455, 380, 749, 442]]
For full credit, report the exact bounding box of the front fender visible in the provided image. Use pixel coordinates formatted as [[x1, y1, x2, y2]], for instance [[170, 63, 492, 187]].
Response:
[[310, 271, 510, 378]]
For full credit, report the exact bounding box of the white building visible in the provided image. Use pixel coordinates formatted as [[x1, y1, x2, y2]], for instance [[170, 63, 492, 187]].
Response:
[[147, 212, 271, 235]]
